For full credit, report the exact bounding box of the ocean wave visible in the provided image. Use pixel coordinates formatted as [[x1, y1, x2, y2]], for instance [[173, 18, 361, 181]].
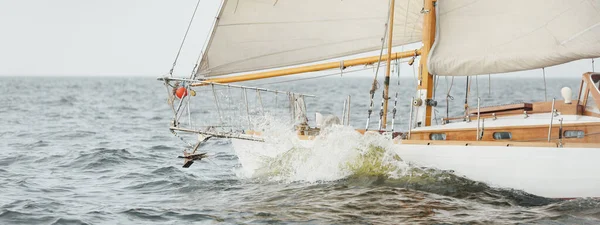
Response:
[[64, 148, 139, 170], [0, 155, 26, 167], [232, 123, 557, 209], [24, 140, 50, 149], [125, 180, 176, 191], [149, 145, 176, 151], [120, 208, 219, 223], [545, 198, 600, 219], [50, 218, 91, 225], [57, 131, 97, 139]]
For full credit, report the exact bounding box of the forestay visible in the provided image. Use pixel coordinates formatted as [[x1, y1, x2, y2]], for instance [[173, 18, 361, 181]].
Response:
[[428, 0, 600, 76], [197, 0, 423, 77]]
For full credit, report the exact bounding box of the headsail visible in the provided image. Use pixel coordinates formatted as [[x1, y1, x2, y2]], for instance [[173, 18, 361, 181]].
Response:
[[196, 0, 423, 77], [428, 0, 600, 76]]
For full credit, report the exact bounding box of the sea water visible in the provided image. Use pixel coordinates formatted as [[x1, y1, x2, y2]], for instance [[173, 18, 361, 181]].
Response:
[[1, 75, 599, 224]]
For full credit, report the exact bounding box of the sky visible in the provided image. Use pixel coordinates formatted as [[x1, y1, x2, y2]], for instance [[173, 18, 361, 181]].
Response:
[[0, 0, 220, 76], [0, 0, 596, 78]]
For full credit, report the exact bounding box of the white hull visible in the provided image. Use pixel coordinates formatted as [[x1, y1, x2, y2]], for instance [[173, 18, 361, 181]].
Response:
[[232, 138, 600, 198], [395, 144, 600, 199]]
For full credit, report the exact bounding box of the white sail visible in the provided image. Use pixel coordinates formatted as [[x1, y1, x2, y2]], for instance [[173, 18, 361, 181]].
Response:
[[197, 0, 423, 77], [428, 0, 600, 76]]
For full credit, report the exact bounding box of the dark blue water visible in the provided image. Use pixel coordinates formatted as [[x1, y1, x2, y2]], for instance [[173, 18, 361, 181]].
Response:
[[2, 76, 600, 224]]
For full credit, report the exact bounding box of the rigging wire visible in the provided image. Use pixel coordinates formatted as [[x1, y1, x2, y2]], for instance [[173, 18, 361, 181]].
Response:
[[191, 0, 226, 79], [169, 0, 202, 77], [475, 74, 479, 100], [432, 75, 440, 125], [463, 76, 470, 119], [191, 62, 408, 94], [542, 67, 548, 101], [445, 76, 455, 120], [390, 0, 412, 132], [366, 0, 393, 130], [488, 74, 491, 96], [391, 59, 401, 132], [187, 84, 193, 128], [255, 64, 397, 86]]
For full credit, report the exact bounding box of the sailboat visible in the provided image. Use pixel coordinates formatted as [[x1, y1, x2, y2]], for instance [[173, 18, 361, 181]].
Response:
[[160, 0, 600, 199]]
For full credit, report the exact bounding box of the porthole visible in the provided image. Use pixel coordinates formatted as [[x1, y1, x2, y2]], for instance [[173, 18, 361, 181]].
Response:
[[493, 132, 512, 140], [564, 130, 584, 139], [429, 133, 446, 140]]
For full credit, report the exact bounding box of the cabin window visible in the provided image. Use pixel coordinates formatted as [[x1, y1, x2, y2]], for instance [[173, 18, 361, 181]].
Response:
[[429, 133, 446, 140], [493, 132, 512, 140], [564, 130, 585, 139], [586, 91, 600, 113], [592, 74, 600, 89]]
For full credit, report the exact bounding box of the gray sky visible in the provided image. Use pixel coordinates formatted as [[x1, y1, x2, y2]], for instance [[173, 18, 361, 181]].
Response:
[[0, 0, 596, 78], [0, 0, 220, 76]]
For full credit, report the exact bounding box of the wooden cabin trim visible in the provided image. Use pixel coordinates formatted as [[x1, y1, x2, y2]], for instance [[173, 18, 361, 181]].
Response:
[[446, 73, 599, 125], [577, 80, 584, 104], [583, 72, 600, 113], [409, 121, 600, 144], [401, 140, 559, 147], [410, 122, 600, 134], [402, 140, 600, 148], [466, 102, 581, 117], [467, 103, 532, 115], [529, 101, 581, 115], [584, 111, 600, 117]]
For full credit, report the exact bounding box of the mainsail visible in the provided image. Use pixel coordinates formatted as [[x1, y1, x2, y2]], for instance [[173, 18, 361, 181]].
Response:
[[428, 0, 600, 76], [196, 0, 424, 77]]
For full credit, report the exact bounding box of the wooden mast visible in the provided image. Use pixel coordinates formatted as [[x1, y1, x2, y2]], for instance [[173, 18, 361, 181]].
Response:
[[382, 0, 396, 129], [417, 0, 437, 126], [193, 50, 420, 85]]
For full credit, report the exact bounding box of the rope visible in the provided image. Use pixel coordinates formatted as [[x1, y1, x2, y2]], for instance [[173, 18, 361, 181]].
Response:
[[463, 76, 470, 118], [163, 80, 177, 116], [366, 0, 393, 130], [389, 0, 411, 131], [211, 84, 224, 125], [227, 85, 234, 130], [391, 59, 401, 132], [412, 59, 418, 99], [488, 74, 491, 96], [169, 0, 202, 77], [371, 0, 392, 83], [432, 75, 440, 125], [190, 0, 225, 79], [475, 74, 479, 100], [171, 130, 196, 149], [378, 95, 385, 130], [445, 76, 455, 120], [256, 89, 265, 116], [187, 86, 193, 128], [542, 68, 548, 101]]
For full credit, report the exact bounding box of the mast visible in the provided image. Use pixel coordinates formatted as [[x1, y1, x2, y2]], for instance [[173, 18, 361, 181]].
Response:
[[416, 0, 437, 127], [193, 50, 420, 85], [381, 0, 396, 129]]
